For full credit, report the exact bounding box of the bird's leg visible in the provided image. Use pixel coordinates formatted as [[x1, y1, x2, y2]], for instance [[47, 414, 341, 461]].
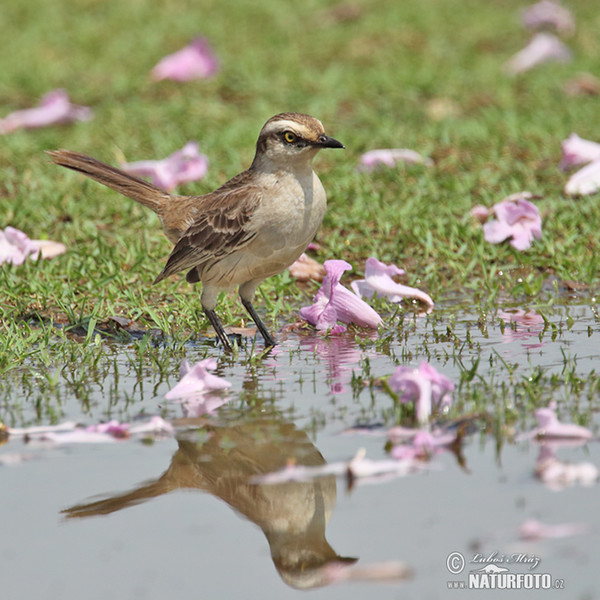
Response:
[[240, 297, 276, 347], [203, 308, 233, 352]]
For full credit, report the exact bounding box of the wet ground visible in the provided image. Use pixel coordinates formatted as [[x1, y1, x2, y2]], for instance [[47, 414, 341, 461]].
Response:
[[1, 298, 599, 599]]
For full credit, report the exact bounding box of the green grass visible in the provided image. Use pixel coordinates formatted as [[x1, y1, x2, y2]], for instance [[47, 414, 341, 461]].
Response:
[[0, 0, 599, 387]]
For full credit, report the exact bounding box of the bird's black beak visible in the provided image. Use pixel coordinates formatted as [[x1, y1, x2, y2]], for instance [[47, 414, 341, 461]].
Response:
[[315, 134, 345, 149]]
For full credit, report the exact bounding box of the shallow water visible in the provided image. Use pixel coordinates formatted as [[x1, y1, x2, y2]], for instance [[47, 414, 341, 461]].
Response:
[[1, 300, 599, 599]]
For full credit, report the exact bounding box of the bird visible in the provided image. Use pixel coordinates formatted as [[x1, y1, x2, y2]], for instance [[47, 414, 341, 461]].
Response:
[[48, 113, 344, 351]]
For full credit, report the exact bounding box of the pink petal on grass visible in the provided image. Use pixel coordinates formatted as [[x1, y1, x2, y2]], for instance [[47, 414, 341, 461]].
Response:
[[165, 358, 231, 400], [521, 1, 575, 36], [299, 259, 382, 331], [504, 32, 571, 75], [151, 37, 219, 81], [559, 133, 600, 170], [358, 149, 433, 172], [565, 160, 600, 196], [0, 227, 65, 265], [0, 89, 92, 134], [478, 193, 542, 250], [519, 518, 588, 541], [351, 257, 434, 311], [470, 205, 493, 223], [288, 253, 326, 282], [121, 142, 209, 191]]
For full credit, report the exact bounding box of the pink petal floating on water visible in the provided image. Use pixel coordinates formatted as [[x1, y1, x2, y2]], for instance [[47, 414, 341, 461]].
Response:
[[559, 133, 600, 170], [165, 358, 232, 400], [521, 1, 575, 36], [565, 159, 600, 196], [351, 257, 434, 312], [6, 417, 173, 445], [0, 89, 92, 134], [321, 560, 413, 584], [518, 518, 588, 541], [299, 259, 382, 332], [288, 252, 326, 282], [476, 192, 542, 251], [498, 308, 544, 328], [535, 444, 598, 490], [388, 361, 454, 424], [389, 428, 456, 460], [533, 404, 593, 441], [0, 226, 66, 265], [252, 448, 421, 486], [121, 141, 209, 191], [358, 149, 433, 172], [151, 37, 219, 81], [504, 32, 571, 75]]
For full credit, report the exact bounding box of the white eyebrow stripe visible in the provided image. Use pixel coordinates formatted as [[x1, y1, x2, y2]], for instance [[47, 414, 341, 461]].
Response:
[[260, 119, 316, 137]]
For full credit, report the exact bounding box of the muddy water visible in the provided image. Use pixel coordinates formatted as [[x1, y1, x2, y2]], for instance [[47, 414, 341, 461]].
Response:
[[1, 302, 598, 599]]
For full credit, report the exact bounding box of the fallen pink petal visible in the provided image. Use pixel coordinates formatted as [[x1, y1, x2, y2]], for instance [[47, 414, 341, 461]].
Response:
[[559, 133, 600, 170], [299, 259, 382, 332], [7, 417, 174, 445], [151, 37, 219, 81], [476, 192, 542, 251], [0, 226, 66, 265], [535, 444, 598, 490], [321, 560, 413, 584], [532, 403, 594, 441], [521, 1, 575, 35], [498, 308, 544, 328], [565, 159, 600, 196], [288, 252, 326, 282], [358, 148, 433, 172], [504, 32, 571, 75], [389, 428, 456, 460], [121, 141, 209, 191], [388, 361, 454, 424], [165, 358, 232, 400], [518, 518, 588, 541], [0, 89, 92, 134], [252, 448, 421, 486], [351, 257, 434, 312]]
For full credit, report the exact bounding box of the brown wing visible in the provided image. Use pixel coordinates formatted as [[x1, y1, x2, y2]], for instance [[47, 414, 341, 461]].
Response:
[[153, 179, 262, 284]]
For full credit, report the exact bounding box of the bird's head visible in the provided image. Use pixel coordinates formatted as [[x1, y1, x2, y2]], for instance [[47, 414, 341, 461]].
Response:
[[252, 112, 344, 170]]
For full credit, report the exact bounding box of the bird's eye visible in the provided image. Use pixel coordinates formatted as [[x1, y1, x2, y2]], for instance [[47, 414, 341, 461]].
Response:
[[284, 131, 296, 144]]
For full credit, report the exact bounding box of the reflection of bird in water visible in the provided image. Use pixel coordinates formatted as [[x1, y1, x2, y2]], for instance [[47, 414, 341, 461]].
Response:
[[62, 416, 356, 589]]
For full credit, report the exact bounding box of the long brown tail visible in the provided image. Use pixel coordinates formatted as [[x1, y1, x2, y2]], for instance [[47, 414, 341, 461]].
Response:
[[48, 149, 170, 215]]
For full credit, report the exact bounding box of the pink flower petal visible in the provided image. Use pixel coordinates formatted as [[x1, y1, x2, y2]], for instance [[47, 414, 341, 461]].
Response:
[[351, 257, 433, 311], [121, 141, 209, 191], [388, 361, 454, 423], [165, 358, 231, 400], [528, 403, 594, 441], [470, 205, 493, 223], [559, 133, 600, 170], [504, 32, 571, 75], [519, 518, 587, 541], [358, 148, 433, 172], [521, 1, 575, 36], [0, 89, 92, 134], [299, 259, 382, 331], [288, 253, 326, 282], [478, 194, 542, 250], [565, 159, 600, 196], [151, 37, 219, 82], [0, 227, 65, 265]]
